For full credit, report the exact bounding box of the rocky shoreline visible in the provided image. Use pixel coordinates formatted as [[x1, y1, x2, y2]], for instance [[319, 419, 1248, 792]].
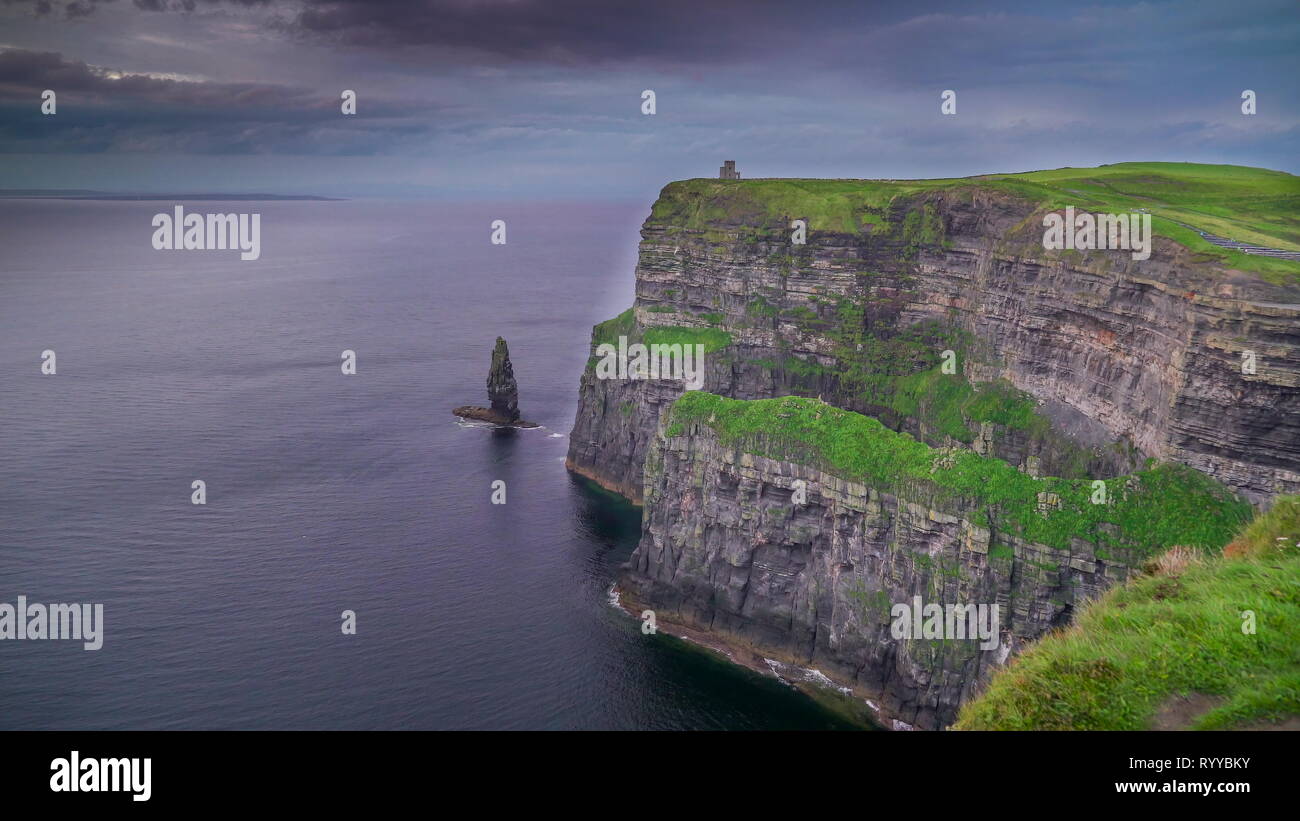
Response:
[[613, 583, 896, 729]]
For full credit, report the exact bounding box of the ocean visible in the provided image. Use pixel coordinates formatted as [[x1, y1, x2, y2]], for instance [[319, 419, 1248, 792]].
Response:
[[0, 198, 858, 730]]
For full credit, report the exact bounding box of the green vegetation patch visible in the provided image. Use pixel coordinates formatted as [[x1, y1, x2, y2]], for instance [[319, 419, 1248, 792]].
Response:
[[650, 178, 915, 234], [652, 163, 1300, 284], [643, 325, 732, 353], [591, 307, 637, 347], [589, 307, 733, 357], [955, 496, 1300, 730], [977, 163, 1300, 285], [746, 296, 780, 319], [1225, 494, 1300, 559], [666, 392, 1251, 556], [822, 314, 1047, 444]]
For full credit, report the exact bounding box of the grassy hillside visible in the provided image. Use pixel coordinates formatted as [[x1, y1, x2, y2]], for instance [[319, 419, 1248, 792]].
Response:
[[650, 162, 1300, 284], [666, 392, 1252, 558], [954, 496, 1300, 730]]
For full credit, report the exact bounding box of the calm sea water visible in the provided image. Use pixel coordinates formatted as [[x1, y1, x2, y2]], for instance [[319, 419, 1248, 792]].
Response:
[[0, 199, 857, 730]]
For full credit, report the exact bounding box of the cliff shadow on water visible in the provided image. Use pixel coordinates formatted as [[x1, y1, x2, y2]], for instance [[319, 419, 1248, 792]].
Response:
[[567, 471, 874, 729]]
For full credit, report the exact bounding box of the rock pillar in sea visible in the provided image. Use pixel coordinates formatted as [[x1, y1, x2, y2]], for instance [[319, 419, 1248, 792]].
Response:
[[488, 336, 520, 422], [453, 336, 535, 427]]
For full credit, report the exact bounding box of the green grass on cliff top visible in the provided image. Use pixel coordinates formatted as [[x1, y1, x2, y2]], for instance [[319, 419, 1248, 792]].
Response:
[[653, 162, 1300, 283], [954, 496, 1300, 730], [666, 392, 1252, 557], [591, 307, 732, 352]]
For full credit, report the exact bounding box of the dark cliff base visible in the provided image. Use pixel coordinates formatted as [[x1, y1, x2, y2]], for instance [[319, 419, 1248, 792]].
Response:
[[564, 457, 643, 504], [614, 583, 886, 729]]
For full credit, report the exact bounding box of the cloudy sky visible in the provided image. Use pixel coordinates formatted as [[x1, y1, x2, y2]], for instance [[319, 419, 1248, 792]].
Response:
[[1, 0, 1296, 199]]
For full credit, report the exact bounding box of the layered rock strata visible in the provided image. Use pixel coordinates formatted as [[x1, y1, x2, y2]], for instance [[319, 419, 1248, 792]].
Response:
[[568, 185, 1300, 504], [567, 176, 1298, 727]]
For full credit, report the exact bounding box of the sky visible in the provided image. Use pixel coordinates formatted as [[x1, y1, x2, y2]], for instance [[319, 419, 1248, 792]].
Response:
[[0, 0, 1297, 199]]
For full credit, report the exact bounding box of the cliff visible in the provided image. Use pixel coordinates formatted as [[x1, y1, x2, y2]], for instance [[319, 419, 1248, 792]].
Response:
[[568, 163, 1300, 505], [620, 393, 1251, 730], [565, 162, 1300, 727]]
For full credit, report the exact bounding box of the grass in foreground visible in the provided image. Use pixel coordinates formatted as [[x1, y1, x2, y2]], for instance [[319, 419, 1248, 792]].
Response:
[[954, 496, 1300, 730]]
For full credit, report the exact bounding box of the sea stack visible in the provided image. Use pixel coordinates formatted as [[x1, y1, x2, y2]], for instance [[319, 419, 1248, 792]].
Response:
[[454, 337, 538, 427], [487, 337, 519, 420]]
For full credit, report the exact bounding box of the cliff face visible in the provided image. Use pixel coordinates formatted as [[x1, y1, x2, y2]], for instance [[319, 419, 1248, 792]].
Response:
[[623, 422, 1113, 730], [567, 184, 1300, 505], [565, 172, 1299, 727], [618, 394, 1250, 730]]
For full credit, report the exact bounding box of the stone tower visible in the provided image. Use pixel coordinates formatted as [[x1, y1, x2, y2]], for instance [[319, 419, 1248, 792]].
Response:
[[718, 160, 740, 180]]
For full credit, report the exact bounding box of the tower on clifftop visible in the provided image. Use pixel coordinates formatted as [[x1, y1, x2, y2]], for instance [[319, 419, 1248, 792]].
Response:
[[719, 160, 740, 180]]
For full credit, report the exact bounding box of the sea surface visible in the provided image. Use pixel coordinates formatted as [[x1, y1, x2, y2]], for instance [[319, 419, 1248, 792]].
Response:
[[0, 199, 858, 730]]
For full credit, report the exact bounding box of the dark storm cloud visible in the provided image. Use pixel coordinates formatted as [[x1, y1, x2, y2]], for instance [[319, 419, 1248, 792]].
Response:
[[10, 0, 1299, 80], [0, 0, 1295, 194], [0, 48, 444, 153], [4, 0, 114, 18], [0, 47, 341, 110], [3, 0, 275, 18], [286, 0, 841, 63], [5, 0, 848, 61], [180, 0, 1300, 81]]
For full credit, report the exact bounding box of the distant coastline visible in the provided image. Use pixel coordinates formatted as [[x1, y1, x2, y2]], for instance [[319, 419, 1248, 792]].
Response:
[[0, 190, 342, 201]]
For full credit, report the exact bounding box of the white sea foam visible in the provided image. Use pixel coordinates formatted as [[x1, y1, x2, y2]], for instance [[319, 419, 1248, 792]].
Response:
[[763, 658, 789, 684], [803, 667, 852, 695], [764, 658, 852, 695]]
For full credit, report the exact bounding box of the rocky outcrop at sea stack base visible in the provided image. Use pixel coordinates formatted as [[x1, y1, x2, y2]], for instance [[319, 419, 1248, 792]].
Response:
[[454, 336, 539, 428]]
